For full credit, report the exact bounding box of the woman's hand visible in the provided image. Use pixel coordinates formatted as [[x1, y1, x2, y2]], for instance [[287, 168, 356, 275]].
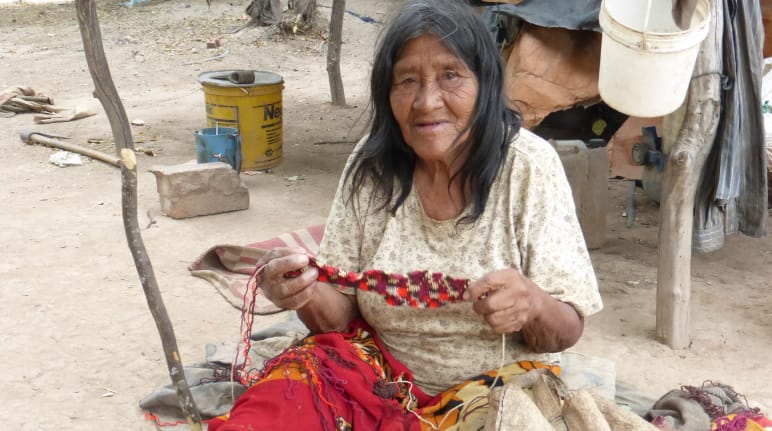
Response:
[[257, 247, 360, 334], [258, 247, 320, 310], [465, 269, 584, 352], [464, 269, 541, 334]]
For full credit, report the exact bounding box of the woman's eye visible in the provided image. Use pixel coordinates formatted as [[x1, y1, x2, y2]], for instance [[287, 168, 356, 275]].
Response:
[[443, 70, 458, 80], [440, 70, 463, 89], [394, 76, 417, 89]]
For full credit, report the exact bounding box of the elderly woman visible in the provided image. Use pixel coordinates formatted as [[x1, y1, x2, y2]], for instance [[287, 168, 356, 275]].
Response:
[[209, 0, 602, 429]]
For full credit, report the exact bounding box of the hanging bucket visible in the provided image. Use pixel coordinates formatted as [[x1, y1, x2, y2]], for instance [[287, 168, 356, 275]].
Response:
[[194, 126, 241, 172], [598, 0, 711, 117], [199, 70, 284, 171]]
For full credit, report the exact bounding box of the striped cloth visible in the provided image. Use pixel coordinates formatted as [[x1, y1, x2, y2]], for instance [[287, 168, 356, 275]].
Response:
[[694, 0, 768, 252], [188, 224, 325, 314]]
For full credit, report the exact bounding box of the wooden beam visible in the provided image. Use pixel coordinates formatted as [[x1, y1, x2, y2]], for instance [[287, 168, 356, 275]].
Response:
[[327, 0, 346, 105], [74, 1, 203, 428], [656, 0, 723, 348]]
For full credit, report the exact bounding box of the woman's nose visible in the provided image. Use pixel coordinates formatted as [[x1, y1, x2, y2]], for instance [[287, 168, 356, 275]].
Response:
[[413, 81, 443, 111]]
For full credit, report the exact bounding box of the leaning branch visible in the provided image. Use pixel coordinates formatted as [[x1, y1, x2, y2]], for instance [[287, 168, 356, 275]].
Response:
[[74, 0, 202, 428]]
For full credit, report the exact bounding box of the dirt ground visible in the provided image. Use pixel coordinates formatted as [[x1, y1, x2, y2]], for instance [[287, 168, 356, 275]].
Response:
[[1, 1, 770, 430]]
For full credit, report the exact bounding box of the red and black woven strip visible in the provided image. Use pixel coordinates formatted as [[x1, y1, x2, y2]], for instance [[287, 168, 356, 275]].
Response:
[[286, 256, 470, 309]]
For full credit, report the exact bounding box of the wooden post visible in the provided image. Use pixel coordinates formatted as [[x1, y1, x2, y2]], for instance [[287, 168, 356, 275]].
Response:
[[327, 0, 346, 105], [656, 0, 723, 349], [74, 1, 203, 428]]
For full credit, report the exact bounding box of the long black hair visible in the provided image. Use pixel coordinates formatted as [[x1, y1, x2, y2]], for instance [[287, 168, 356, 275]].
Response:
[[346, 0, 521, 224]]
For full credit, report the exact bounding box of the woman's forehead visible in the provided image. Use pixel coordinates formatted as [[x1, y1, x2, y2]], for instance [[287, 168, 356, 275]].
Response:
[[393, 35, 468, 70]]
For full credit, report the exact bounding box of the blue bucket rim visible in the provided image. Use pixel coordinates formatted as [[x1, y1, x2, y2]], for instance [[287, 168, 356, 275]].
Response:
[[195, 127, 239, 136]]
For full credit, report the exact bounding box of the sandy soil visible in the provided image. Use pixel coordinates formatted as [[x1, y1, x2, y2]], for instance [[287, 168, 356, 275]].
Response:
[[0, 1, 770, 430]]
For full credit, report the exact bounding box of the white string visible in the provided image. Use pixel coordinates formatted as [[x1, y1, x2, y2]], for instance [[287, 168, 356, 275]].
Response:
[[399, 332, 509, 430], [642, 0, 653, 49]]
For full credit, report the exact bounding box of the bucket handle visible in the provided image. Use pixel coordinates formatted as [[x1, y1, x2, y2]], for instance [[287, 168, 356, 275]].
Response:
[[234, 134, 242, 174], [641, 0, 653, 50]]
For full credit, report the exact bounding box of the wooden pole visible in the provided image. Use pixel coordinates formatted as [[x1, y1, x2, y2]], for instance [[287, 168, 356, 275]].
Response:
[[74, 1, 203, 428], [656, 0, 722, 348], [327, 0, 346, 105], [20, 131, 121, 168]]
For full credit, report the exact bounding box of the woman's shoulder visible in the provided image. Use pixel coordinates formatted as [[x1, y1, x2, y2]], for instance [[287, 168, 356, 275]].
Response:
[[507, 128, 562, 170], [509, 128, 556, 155]]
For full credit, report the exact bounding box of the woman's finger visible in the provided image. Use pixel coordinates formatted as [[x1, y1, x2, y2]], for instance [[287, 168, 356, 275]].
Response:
[[263, 253, 310, 280], [483, 307, 528, 334], [471, 287, 517, 315], [275, 276, 318, 310], [263, 266, 319, 309], [257, 247, 308, 267]]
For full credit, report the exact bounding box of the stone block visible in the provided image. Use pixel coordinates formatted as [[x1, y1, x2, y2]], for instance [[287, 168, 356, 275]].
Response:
[[149, 161, 249, 219], [555, 143, 609, 250]]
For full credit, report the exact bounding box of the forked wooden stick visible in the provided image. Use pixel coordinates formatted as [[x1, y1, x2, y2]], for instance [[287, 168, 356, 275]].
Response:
[[74, 0, 203, 428]]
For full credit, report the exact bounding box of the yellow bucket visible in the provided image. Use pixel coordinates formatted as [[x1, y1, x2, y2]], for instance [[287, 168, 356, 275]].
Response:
[[199, 70, 284, 171]]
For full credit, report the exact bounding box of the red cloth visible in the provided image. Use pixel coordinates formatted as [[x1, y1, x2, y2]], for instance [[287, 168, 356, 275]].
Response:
[[208, 320, 426, 431], [210, 319, 560, 431]]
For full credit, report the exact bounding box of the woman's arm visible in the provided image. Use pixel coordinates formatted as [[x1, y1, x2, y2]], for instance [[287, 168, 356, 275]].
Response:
[[259, 248, 359, 334], [465, 268, 584, 353], [296, 283, 359, 334]]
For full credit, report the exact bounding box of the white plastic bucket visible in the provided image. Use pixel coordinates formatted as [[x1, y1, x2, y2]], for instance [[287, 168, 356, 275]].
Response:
[[598, 0, 711, 117]]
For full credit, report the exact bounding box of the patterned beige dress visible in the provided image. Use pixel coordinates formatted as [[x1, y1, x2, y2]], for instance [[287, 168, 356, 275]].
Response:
[[316, 129, 603, 396]]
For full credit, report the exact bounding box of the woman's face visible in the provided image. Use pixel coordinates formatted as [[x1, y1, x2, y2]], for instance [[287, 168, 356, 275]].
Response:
[[389, 34, 479, 166]]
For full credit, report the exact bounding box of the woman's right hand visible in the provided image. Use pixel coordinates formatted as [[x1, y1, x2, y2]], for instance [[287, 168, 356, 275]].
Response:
[[258, 247, 320, 310]]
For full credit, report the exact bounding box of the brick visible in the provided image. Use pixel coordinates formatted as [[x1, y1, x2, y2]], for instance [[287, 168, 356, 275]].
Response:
[[149, 161, 249, 219]]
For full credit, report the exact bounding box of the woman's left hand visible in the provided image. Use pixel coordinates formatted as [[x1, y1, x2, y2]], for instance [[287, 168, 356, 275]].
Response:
[[464, 269, 543, 334]]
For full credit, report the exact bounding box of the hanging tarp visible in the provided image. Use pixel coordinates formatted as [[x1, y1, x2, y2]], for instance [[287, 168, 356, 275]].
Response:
[[479, 0, 602, 31]]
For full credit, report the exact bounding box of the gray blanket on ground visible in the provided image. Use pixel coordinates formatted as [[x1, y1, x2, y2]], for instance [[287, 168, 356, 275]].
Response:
[[139, 318, 308, 418]]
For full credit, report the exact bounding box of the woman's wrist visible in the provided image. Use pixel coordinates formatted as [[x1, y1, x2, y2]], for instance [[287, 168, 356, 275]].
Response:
[[297, 282, 358, 334], [520, 290, 583, 353]]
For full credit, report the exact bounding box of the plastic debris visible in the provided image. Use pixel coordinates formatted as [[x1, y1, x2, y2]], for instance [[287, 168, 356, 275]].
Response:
[[49, 150, 83, 167]]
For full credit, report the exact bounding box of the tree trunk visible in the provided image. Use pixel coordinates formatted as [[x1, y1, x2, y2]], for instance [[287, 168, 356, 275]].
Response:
[[74, 1, 203, 428], [327, 0, 346, 105], [656, 0, 723, 349]]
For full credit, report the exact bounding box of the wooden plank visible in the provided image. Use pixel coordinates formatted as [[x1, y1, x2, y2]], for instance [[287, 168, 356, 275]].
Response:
[[656, 0, 722, 349]]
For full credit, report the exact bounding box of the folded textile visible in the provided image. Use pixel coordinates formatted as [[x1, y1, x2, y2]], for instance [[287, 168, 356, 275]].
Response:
[[646, 389, 711, 431], [188, 224, 325, 315], [140, 319, 308, 418], [645, 381, 768, 431]]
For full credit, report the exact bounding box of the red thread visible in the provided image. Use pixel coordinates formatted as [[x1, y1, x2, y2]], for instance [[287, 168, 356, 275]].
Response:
[[287, 256, 470, 309], [143, 411, 212, 428]]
